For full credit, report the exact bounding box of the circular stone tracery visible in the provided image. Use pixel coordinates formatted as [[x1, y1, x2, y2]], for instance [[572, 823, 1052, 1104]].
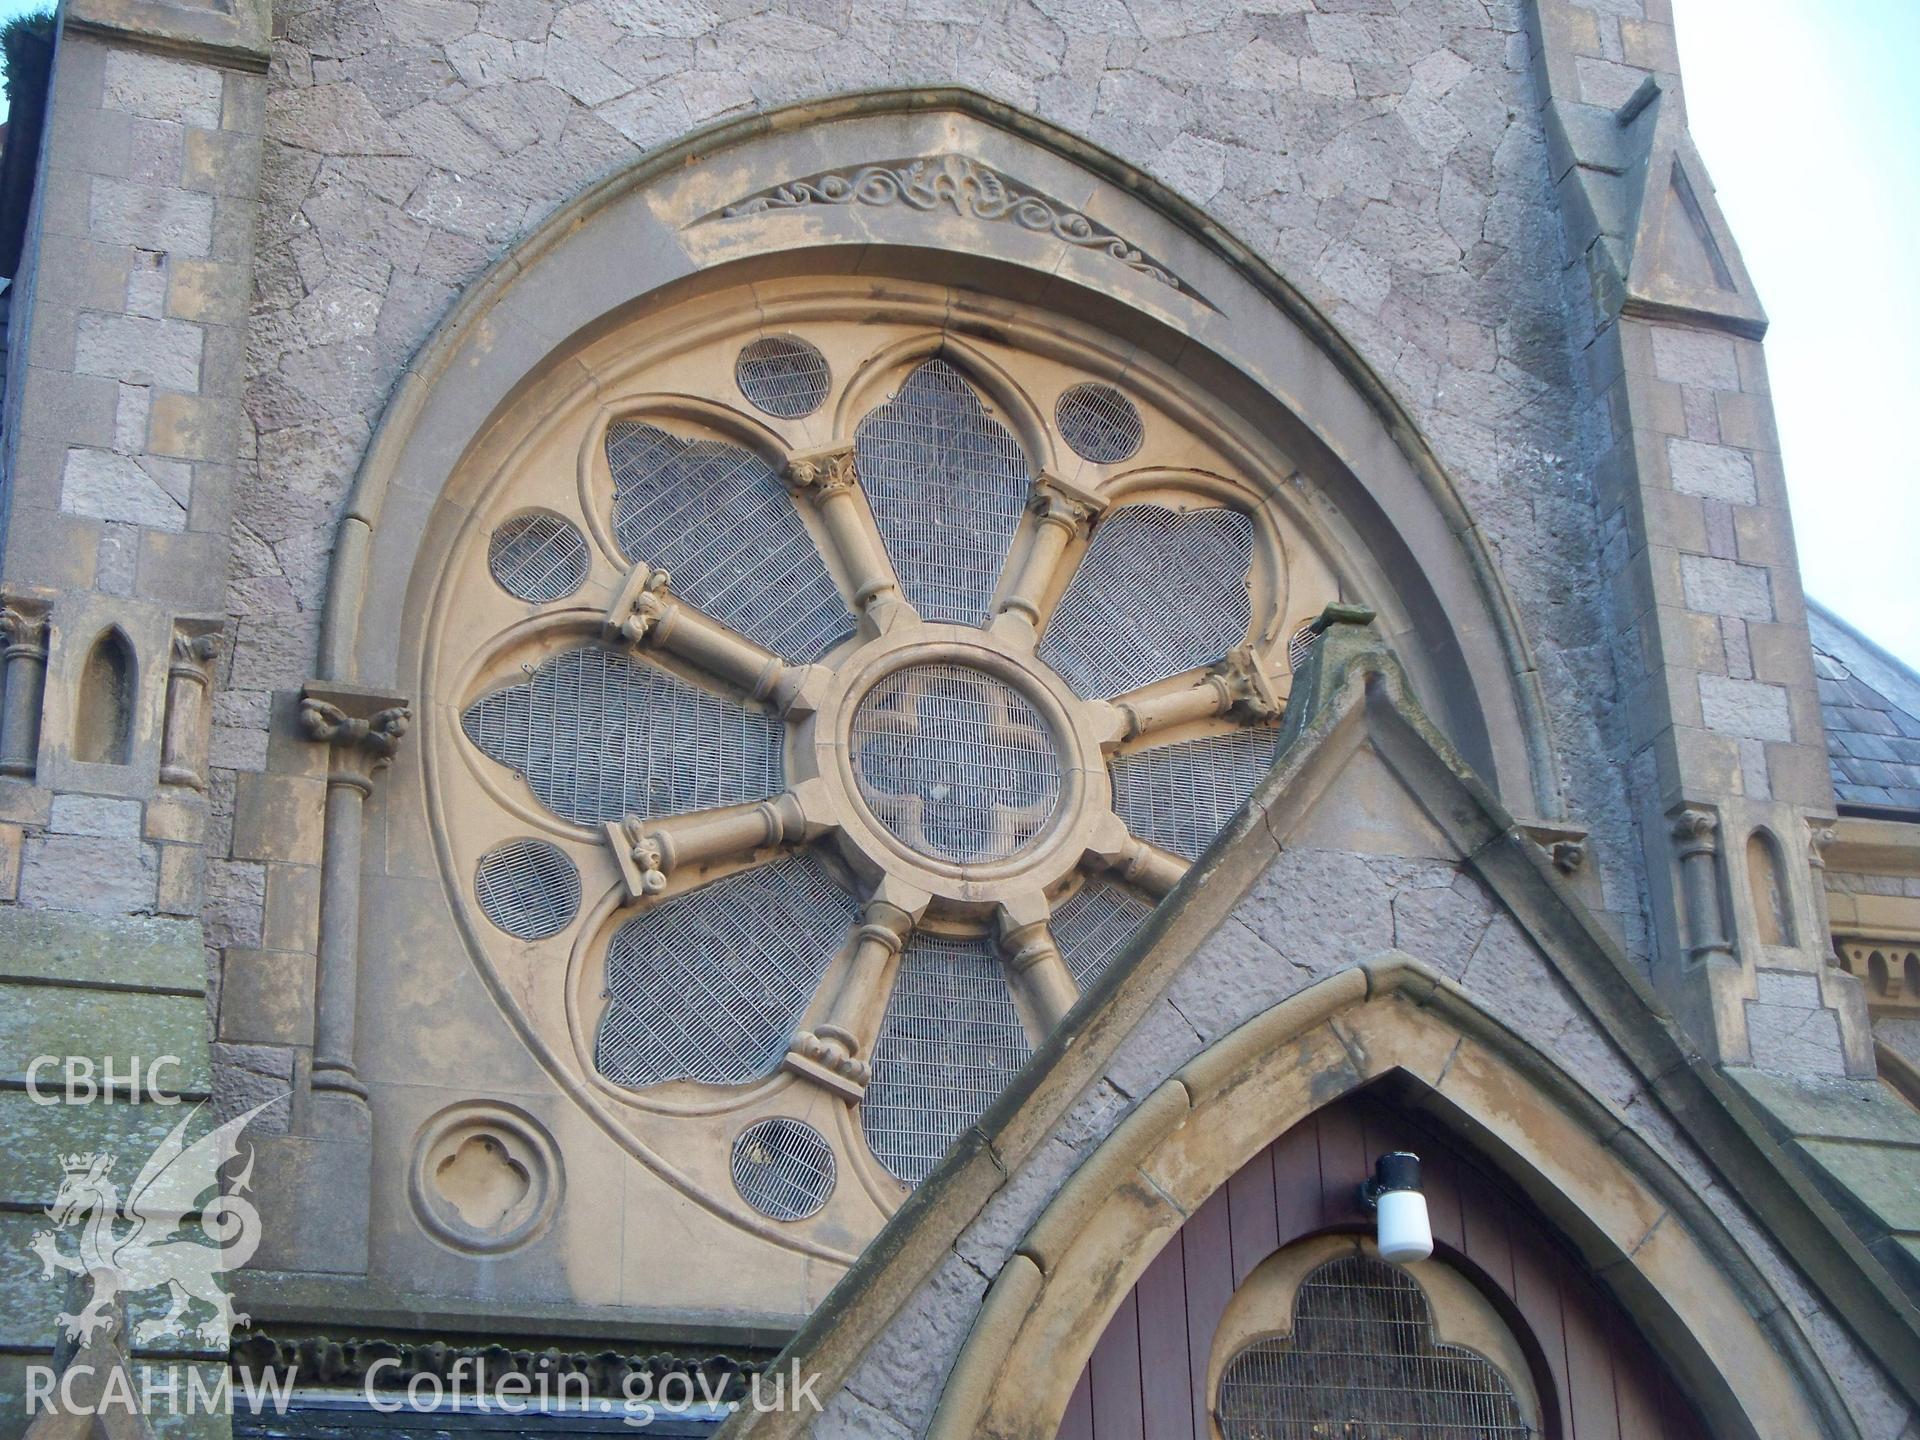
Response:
[[849, 662, 1063, 864]]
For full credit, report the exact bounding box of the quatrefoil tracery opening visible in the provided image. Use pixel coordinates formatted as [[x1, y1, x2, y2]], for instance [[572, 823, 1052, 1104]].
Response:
[[462, 348, 1302, 1192]]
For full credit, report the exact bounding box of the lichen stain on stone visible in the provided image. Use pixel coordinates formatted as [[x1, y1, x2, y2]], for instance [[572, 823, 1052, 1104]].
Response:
[[1306, 1033, 1360, 1108]]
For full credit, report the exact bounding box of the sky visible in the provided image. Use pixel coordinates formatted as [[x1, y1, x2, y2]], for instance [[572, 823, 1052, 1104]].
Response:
[[1678, 0, 1920, 667], [0, 0, 1912, 664]]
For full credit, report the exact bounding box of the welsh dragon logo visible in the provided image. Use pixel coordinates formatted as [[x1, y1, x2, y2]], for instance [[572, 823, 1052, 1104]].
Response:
[[31, 1100, 273, 1346]]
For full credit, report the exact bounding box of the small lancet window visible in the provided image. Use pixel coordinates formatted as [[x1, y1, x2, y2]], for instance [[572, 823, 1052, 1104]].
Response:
[[1747, 829, 1796, 946], [75, 628, 135, 765]]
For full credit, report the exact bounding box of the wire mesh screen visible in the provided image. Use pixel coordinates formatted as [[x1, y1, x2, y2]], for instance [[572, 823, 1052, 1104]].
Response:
[[1038, 505, 1255, 699], [474, 838, 581, 941], [854, 359, 1031, 625], [850, 663, 1061, 863], [1216, 1254, 1532, 1440], [1109, 726, 1279, 860], [488, 511, 590, 602], [596, 855, 858, 1088], [862, 932, 1032, 1186], [608, 421, 849, 662], [1288, 621, 1318, 674], [1055, 382, 1144, 464], [735, 336, 831, 419], [462, 646, 784, 827], [731, 1117, 836, 1221], [1053, 878, 1154, 989]]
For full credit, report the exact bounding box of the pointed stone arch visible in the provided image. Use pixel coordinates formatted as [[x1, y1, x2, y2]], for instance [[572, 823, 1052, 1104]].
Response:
[[926, 958, 1835, 1440]]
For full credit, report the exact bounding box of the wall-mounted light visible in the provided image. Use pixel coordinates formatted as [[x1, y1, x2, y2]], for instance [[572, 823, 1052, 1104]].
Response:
[[1359, 1151, 1433, 1263]]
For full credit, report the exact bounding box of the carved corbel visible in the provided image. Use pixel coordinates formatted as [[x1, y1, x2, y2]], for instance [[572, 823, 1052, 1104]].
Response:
[[784, 445, 906, 627], [159, 619, 222, 789], [0, 594, 51, 779], [784, 881, 929, 1101], [604, 562, 829, 716], [1670, 805, 1733, 965], [301, 682, 412, 1108], [605, 781, 831, 903], [995, 474, 1107, 635]]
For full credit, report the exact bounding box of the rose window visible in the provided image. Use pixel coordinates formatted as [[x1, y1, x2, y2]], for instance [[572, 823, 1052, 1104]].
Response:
[[436, 303, 1340, 1217]]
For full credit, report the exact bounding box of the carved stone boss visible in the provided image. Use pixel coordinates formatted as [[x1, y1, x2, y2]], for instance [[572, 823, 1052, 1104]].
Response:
[[302, 682, 410, 1102], [0, 595, 51, 779]]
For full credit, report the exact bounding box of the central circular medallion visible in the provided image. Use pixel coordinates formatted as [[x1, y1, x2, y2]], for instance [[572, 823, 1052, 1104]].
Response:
[[849, 662, 1064, 864]]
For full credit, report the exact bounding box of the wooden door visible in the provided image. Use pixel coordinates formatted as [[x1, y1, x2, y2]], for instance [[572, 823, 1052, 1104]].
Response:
[[1058, 1091, 1706, 1440]]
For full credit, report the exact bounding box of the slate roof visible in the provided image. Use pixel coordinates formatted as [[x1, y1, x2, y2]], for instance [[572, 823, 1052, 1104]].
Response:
[[1808, 602, 1920, 815]]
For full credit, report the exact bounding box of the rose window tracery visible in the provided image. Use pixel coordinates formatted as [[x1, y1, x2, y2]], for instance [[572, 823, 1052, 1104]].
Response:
[[435, 299, 1340, 1220]]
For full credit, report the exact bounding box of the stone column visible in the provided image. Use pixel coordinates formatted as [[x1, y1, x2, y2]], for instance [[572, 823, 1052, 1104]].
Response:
[[997, 893, 1078, 1032], [786, 882, 926, 1101], [1670, 807, 1733, 966], [785, 446, 905, 628], [0, 596, 50, 778], [300, 682, 409, 1112], [1099, 645, 1286, 744], [604, 562, 827, 715], [993, 475, 1104, 640], [606, 785, 828, 901], [158, 620, 221, 789]]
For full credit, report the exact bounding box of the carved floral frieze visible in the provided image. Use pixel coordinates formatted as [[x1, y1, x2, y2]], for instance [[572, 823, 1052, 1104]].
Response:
[[706, 153, 1214, 309]]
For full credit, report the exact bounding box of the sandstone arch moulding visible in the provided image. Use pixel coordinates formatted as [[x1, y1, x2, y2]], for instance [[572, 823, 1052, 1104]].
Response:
[[320, 87, 1560, 821]]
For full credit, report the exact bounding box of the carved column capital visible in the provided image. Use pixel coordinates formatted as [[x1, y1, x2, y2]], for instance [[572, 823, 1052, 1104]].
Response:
[[0, 600, 50, 660], [1670, 805, 1719, 856], [170, 630, 220, 674], [783, 445, 858, 498], [0, 592, 52, 780], [603, 564, 676, 647], [1207, 646, 1286, 724], [300, 683, 411, 786], [1028, 473, 1105, 536], [1806, 821, 1837, 867]]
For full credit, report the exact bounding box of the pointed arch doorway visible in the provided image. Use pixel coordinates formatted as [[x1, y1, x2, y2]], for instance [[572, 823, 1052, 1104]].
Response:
[[1062, 1086, 1707, 1440]]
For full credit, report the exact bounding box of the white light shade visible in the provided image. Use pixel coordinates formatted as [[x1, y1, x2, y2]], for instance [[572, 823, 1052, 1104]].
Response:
[[1376, 1187, 1433, 1263]]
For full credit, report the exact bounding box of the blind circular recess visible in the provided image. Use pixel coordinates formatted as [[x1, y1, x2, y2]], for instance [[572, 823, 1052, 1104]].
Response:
[[730, 1117, 837, 1221], [735, 335, 830, 418], [1055, 382, 1144, 464], [474, 839, 581, 941], [851, 663, 1062, 864]]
